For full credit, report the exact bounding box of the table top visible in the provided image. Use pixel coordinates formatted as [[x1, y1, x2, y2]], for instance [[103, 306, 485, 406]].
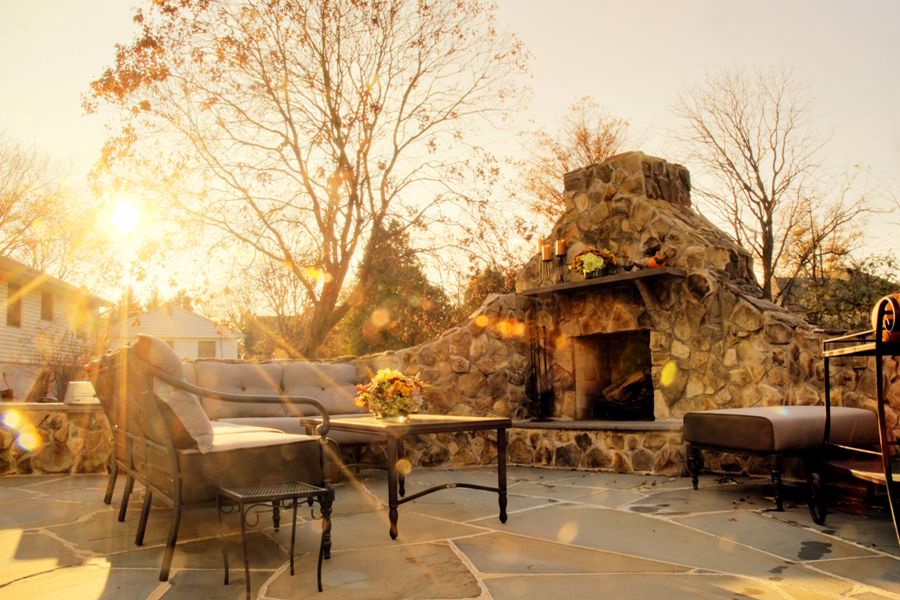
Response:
[[218, 480, 328, 502], [302, 414, 512, 436]]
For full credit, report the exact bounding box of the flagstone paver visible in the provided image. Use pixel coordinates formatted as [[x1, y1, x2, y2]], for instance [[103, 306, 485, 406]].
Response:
[[452, 531, 687, 574], [0, 468, 897, 599], [264, 543, 482, 600], [674, 511, 877, 562]]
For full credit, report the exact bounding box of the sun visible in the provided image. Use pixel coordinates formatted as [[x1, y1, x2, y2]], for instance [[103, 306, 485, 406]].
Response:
[[110, 201, 141, 236]]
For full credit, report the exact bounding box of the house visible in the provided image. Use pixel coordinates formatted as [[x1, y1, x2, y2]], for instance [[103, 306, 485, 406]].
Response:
[[112, 305, 242, 360], [0, 255, 111, 401]]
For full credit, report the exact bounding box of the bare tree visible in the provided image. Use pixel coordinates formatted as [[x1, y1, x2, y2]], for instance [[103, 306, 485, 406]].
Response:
[[0, 137, 65, 261], [87, 0, 527, 357], [0, 135, 106, 282], [522, 97, 628, 218], [673, 68, 869, 302]]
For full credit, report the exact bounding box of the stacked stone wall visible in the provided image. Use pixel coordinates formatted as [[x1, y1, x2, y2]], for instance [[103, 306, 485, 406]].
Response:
[[0, 405, 112, 475]]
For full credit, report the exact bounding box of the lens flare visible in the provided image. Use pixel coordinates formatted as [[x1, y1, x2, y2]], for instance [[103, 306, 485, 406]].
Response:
[[660, 360, 678, 387], [474, 315, 490, 328], [370, 308, 391, 329], [110, 201, 140, 235], [556, 521, 578, 543], [303, 267, 333, 284], [495, 318, 527, 339], [396, 458, 413, 476], [2, 410, 21, 429], [16, 430, 41, 452]]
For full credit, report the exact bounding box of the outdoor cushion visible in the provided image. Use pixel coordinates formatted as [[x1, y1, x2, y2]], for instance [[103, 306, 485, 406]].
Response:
[[281, 362, 363, 416], [209, 420, 285, 436], [133, 334, 215, 453], [194, 361, 285, 419], [219, 414, 383, 445], [683, 406, 879, 453], [181, 361, 197, 385]]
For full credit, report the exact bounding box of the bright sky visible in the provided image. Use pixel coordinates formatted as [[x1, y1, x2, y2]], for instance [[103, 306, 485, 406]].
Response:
[[1, 0, 898, 274]]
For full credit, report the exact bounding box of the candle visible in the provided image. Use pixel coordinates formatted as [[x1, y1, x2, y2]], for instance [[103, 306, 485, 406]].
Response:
[[554, 239, 567, 257], [541, 244, 553, 261], [537, 238, 545, 256]]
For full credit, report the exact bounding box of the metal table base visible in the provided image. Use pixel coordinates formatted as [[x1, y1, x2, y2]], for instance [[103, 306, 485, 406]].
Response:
[[217, 481, 333, 598]]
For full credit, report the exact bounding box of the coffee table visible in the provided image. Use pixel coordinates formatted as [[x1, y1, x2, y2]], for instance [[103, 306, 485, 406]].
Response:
[[304, 414, 511, 539]]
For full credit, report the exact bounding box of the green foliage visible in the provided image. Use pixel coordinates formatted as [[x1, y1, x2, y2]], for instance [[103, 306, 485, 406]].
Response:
[[322, 221, 456, 357], [235, 311, 305, 360], [458, 266, 517, 318], [788, 254, 899, 331]]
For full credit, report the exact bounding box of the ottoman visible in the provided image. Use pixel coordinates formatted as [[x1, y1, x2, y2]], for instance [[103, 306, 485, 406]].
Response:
[[683, 406, 878, 510]]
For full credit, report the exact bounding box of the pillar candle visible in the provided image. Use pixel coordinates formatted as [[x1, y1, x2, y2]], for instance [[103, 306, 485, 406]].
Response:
[[541, 244, 553, 261], [554, 239, 566, 256]]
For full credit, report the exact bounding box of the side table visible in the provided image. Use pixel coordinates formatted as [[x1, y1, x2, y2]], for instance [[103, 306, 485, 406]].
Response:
[[217, 481, 334, 598]]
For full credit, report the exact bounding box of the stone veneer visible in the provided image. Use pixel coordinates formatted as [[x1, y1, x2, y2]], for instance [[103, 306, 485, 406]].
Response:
[[0, 404, 112, 475], [352, 152, 900, 476]]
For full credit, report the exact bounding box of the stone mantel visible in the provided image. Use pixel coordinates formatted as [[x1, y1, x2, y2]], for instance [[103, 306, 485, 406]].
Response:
[[518, 267, 686, 297]]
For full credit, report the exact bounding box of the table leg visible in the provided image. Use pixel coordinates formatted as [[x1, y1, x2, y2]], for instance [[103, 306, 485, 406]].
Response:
[[318, 490, 332, 592], [240, 500, 251, 600], [398, 438, 406, 498], [498, 427, 508, 523], [217, 493, 229, 585], [387, 436, 399, 539], [289, 499, 298, 576], [322, 489, 333, 559], [771, 455, 785, 512]]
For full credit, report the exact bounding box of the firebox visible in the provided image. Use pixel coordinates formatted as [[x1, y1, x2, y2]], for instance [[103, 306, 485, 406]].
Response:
[[573, 330, 653, 421]]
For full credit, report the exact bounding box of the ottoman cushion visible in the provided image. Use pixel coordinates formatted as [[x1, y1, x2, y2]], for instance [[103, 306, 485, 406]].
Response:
[[684, 406, 878, 453]]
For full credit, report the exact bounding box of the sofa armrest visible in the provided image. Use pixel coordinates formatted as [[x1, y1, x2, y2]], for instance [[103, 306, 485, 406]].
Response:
[[133, 354, 331, 437]]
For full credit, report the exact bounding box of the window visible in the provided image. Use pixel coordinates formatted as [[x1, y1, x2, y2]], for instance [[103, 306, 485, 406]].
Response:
[[6, 282, 21, 328], [198, 341, 217, 358], [41, 292, 53, 321]]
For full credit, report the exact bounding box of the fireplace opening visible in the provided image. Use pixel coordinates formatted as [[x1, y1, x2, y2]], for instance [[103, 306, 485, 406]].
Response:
[[574, 330, 653, 421]]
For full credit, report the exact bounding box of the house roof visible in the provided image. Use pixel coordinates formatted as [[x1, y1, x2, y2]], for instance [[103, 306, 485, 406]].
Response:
[[0, 255, 112, 307], [122, 306, 243, 340]]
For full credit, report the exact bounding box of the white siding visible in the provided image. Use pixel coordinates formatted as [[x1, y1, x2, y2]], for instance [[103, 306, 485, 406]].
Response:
[[169, 338, 239, 360], [111, 307, 242, 360], [0, 281, 99, 400], [0, 284, 93, 364]]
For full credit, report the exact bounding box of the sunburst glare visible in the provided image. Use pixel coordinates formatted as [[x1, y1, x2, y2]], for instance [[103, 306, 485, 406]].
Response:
[[110, 201, 140, 236]]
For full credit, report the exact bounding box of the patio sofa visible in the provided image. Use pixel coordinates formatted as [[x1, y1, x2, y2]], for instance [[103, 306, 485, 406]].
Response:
[[98, 338, 382, 512], [182, 356, 379, 449], [91, 335, 339, 581]]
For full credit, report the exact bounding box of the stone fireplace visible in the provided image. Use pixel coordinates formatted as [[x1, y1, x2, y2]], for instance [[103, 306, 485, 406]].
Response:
[[352, 151, 894, 475], [516, 151, 823, 426]]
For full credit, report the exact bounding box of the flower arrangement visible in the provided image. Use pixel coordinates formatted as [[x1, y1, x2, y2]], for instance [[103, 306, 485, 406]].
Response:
[[570, 247, 618, 277], [354, 368, 427, 420]]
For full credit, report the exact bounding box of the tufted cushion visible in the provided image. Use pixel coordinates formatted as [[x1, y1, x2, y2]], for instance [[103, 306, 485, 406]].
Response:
[[132, 335, 214, 453], [194, 361, 285, 419], [281, 362, 363, 416]]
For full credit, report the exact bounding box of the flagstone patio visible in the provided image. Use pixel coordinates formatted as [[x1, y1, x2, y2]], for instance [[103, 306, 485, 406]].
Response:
[[0, 468, 897, 599]]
